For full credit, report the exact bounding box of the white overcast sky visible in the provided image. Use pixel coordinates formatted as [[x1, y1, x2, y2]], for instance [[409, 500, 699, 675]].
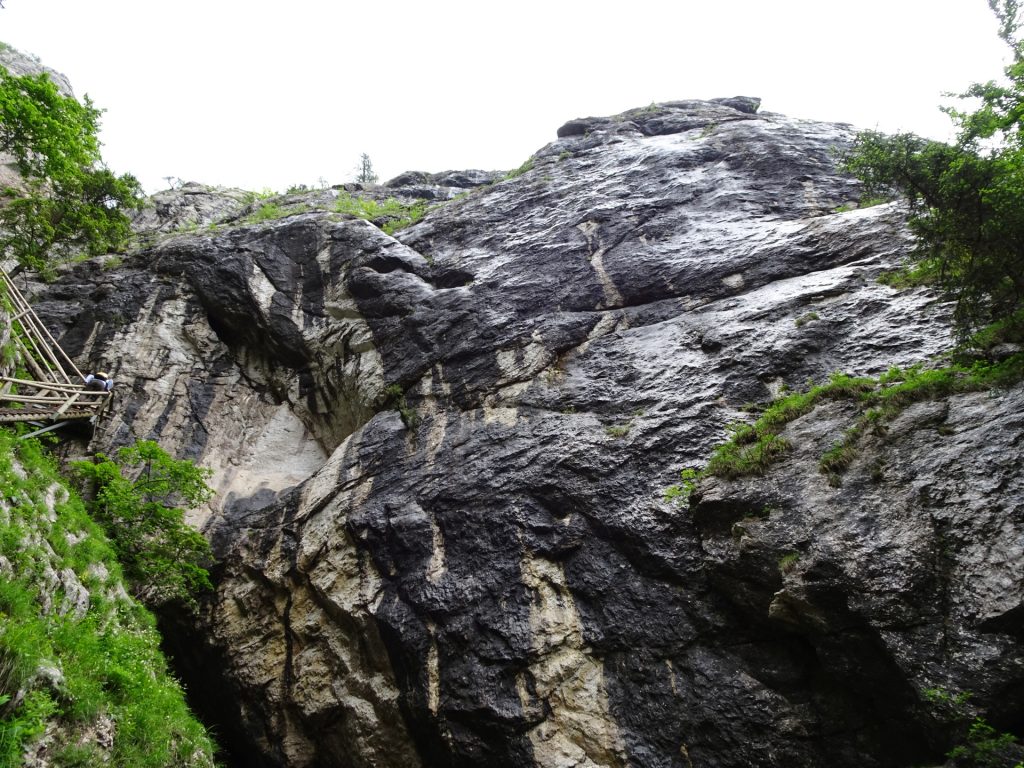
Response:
[[0, 0, 1011, 194]]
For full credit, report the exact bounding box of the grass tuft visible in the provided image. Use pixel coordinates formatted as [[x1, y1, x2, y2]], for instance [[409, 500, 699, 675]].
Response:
[[702, 349, 1024, 482]]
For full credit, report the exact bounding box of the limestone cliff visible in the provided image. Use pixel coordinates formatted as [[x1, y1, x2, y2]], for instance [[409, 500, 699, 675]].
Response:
[[29, 98, 1024, 767]]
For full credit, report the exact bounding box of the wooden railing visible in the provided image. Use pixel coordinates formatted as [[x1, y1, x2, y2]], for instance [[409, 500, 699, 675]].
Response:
[[0, 269, 110, 426]]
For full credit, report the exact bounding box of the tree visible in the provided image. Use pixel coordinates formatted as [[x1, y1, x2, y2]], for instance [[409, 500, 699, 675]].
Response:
[[843, 0, 1024, 338], [0, 71, 142, 274], [354, 152, 378, 184], [73, 440, 215, 607]]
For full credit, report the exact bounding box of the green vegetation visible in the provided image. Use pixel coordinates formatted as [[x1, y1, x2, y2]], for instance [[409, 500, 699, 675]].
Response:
[[699, 349, 1024, 484], [663, 320, 1024, 499], [663, 468, 699, 506], [0, 71, 142, 275], [876, 261, 936, 289], [923, 688, 1023, 767], [0, 431, 216, 766], [333, 192, 428, 235], [948, 718, 1023, 767], [794, 311, 819, 327], [241, 188, 276, 206], [842, 0, 1024, 339], [503, 158, 534, 181], [778, 552, 800, 574], [72, 441, 214, 609], [605, 423, 632, 438], [703, 372, 874, 480], [833, 195, 890, 214], [381, 384, 419, 430], [243, 202, 285, 223], [238, 199, 314, 225]]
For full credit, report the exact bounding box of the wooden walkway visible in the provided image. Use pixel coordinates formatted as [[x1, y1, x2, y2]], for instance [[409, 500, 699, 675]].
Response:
[[0, 269, 110, 430]]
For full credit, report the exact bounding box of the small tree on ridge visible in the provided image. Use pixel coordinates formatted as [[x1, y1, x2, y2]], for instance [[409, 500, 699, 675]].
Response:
[[354, 152, 378, 184]]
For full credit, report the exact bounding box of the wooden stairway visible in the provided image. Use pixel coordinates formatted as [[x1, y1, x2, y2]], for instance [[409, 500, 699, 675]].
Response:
[[0, 269, 110, 432]]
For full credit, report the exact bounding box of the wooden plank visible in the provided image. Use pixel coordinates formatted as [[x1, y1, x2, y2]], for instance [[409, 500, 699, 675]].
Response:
[[0, 409, 95, 424], [0, 392, 65, 402], [1, 269, 79, 384], [0, 394, 103, 405], [9, 334, 50, 382], [17, 311, 73, 385], [54, 392, 81, 417], [0, 377, 85, 394]]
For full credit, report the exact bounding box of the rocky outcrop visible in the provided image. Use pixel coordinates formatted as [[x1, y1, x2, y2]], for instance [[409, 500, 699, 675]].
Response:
[[0, 44, 74, 96], [692, 387, 1024, 765], [31, 98, 1023, 767]]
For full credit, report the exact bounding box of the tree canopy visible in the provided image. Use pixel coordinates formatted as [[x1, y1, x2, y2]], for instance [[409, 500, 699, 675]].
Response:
[[0, 70, 142, 274], [843, 0, 1024, 338]]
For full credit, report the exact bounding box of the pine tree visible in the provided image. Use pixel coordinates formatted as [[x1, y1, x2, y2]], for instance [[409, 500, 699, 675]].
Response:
[[355, 152, 378, 184]]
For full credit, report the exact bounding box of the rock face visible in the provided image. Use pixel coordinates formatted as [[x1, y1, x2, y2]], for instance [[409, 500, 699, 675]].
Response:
[[0, 44, 74, 96], [32, 98, 1024, 767]]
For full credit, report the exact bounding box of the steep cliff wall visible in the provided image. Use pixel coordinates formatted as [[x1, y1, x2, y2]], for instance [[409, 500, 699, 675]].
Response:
[[30, 98, 1024, 767]]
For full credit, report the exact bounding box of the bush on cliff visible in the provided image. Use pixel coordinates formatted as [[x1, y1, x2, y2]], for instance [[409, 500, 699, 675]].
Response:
[[843, 0, 1024, 339], [0, 70, 142, 275], [72, 440, 214, 609]]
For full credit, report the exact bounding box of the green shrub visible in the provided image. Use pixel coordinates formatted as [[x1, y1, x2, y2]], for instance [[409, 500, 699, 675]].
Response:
[[664, 468, 700, 506], [778, 552, 800, 574], [503, 158, 534, 180], [72, 440, 214, 608], [334, 193, 428, 234], [241, 188, 276, 205], [692, 344, 1024, 483], [706, 433, 791, 479], [842, 1, 1024, 339], [380, 384, 419, 430], [242, 201, 312, 223], [947, 718, 1022, 767]]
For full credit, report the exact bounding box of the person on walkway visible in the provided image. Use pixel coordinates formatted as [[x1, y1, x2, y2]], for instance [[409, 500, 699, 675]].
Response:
[[83, 371, 114, 393]]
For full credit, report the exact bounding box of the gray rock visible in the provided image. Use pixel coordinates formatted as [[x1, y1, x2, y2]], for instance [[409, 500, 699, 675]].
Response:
[[131, 182, 255, 235], [693, 387, 1024, 766], [0, 43, 74, 96], [30, 98, 1019, 768]]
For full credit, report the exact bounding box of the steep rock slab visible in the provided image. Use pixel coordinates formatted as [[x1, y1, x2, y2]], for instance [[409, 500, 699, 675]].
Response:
[[166, 99, 990, 767], [32, 213, 402, 520], [692, 386, 1024, 763]]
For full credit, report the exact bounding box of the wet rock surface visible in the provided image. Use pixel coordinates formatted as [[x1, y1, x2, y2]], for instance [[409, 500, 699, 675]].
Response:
[[31, 99, 1023, 767]]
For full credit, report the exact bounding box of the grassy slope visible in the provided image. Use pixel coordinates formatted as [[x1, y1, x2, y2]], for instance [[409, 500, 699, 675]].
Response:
[[0, 430, 216, 768]]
